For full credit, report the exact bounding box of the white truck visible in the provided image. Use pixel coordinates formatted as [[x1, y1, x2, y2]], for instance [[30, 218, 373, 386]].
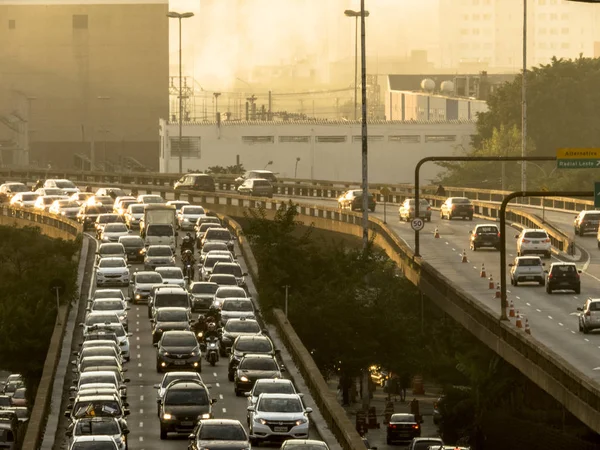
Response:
[[140, 204, 177, 250]]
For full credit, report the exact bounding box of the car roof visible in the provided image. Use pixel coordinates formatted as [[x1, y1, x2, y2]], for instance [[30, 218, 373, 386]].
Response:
[[165, 380, 207, 391], [73, 435, 117, 442], [147, 245, 172, 250], [237, 335, 270, 341], [550, 262, 576, 266], [516, 256, 542, 260], [162, 330, 195, 337], [522, 228, 547, 233], [282, 440, 328, 447], [156, 266, 183, 272], [199, 418, 244, 425], [240, 353, 275, 360], [256, 393, 300, 399], [475, 223, 497, 227], [74, 394, 120, 401], [155, 287, 187, 294], [254, 378, 292, 385]]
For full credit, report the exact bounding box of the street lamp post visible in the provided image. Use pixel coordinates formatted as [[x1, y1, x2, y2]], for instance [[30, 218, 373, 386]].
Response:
[[344, 9, 369, 121], [167, 11, 194, 174], [521, 0, 528, 191], [294, 157, 301, 178]]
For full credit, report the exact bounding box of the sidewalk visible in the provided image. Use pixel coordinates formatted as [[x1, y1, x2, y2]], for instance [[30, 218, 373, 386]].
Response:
[[326, 377, 443, 449]]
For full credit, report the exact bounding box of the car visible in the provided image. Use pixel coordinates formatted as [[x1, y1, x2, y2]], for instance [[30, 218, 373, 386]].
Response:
[[208, 274, 239, 288], [220, 298, 255, 325], [66, 417, 130, 450], [188, 418, 249, 450], [70, 192, 95, 206], [237, 178, 274, 198], [337, 189, 376, 212], [546, 262, 581, 294], [574, 210, 600, 236], [10, 407, 29, 425], [84, 324, 131, 362], [9, 191, 39, 208], [78, 204, 113, 230], [200, 241, 231, 260], [153, 371, 204, 416], [235, 170, 277, 188], [82, 312, 122, 335], [68, 435, 120, 450], [137, 194, 165, 205], [9, 387, 26, 407], [195, 222, 222, 246], [398, 198, 432, 222], [220, 318, 263, 356], [509, 256, 545, 286], [95, 188, 130, 199], [65, 394, 130, 422], [95, 214, 125, 238], [189, 282, 219, 312], [96, 243, 127, 264], [212, 262, 247, 287], [124, 204, 145, 230], [0, 182, 29, 203], [228, 335, 276, 381], [74, 356, 124, 377], [234, 354, 284, 396], [155, 330, 201, 372], [88, 196, 117, 209], [578, 298, 600, 334], [280, 439, 329, 450], [71, 371, 129, 395], [432, 396, 443, 425], [155, 266, 185, 289], [515, 228, 551, 258], [386, 413, 421, 444], [118, 236, 145, 263], [128, 271, 163, 304], [151, 307, 192, 343], [112, 196, 136, 215], [212, 286, 248, 309], [73, 346, 124, 368], [177, 205, 206, 231], [44, 178, 79, 195], [95, 257, 130, 287], [245, 378, 299, 413], [143, 245, 176, 271], [440, 197, 473, 220], [100, 223, 130, 243], [407, 437, 444, 450], [200, 253, 235, 280], [174, 173, 217, 192], [0, 395, 11, 408], [0, 421, 17, 450], [49, 199, 82, 218], [149, 286, 190, 319], [34, 194, 69, 212], [87, 299, 130, 330], [90, 289, 127, 303], [247, 393, 311, 444], [158, 379, 216, 439], [469, 223, 500, 251], [201, 227, 235, 251]]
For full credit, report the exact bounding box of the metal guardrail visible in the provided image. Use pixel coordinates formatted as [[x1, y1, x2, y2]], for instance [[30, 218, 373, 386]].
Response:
[[0, 205, 82, 239]]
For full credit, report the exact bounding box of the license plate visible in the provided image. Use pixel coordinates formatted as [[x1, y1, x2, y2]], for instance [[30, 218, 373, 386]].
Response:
[[181, 421, 194, 426], [560, 282, 570, 286], [483, 242, 492, 245], [174, 361, 186, 365], [525, 276, 534, 280], [274, 426, 287, 432]]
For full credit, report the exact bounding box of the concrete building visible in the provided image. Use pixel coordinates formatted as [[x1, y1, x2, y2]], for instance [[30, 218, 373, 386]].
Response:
[[158, 119, 477, 184], [0, 0, 169, 171]]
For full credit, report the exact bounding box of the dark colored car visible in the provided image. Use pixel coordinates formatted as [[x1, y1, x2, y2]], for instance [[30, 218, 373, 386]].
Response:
[[386, 413, 421, 444], [155, 331, 201, 373], [189, 282, 219, 313], [546, 262, 581, 294], [77, 204, 112, 230], [469, 224, 500, 251], [151, 307, 191, 344], [188, 419, 250, 450], [118, 235, 145, 263], [574, 210, 600, 236], [237, 178, 274, 198], [440, 197, 473, 220], [337, 189, 376, 212], [228, 335, 275, 381], [159, 380, 216, 439], [219, 318, 262, 356], [233, 354, 284, 396], [174, 173, 216, 193]]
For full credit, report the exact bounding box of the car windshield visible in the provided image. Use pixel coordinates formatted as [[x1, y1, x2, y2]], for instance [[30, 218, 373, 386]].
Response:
[[254, 383, 294, 396], [390, 414, 415, 422], [199, 424, 247, 441], [240, 358, 277, 371], [411, 441, 442, 450], [136, 273, 163, 284], [200, 223, 220, 232], [165, 388, 208, 405], [147, 224, 174, 236], [161, 373, 199, 387], [222, 300, 253, 312], [158, 269, 183, 279], [183, 207, 205, 215], [254, 180, 271, 187], [147, 247, 172, 257], [552, 265, 576, 274], [258, 397, 302, 412], [216, 287, 246, 298], [226, 321, 260, 333], [523, 231, 548, 239], [55, 180, 77, 189], [94, 290, 123, 300], [120, 237, 143, 247], [236, 340, 272, 353], [589, 302, 600, 311], [518, 259, 542, 267], [105, 224, 128, 232], [155, 294, 188, 308], [202, 242, 228, 253], [99, 245, 124, 255], [142, 196, 164, 203], [20, 193, 38, 201], [205, 229, 231, 240], [205, 256, 231, 268], [92, 301, 123, 311], [162, 334, 196, 347], [8, 184, 28, 192], [80, 375, 115, 386], [157, 310, 188, 322], [75, 420, 120, 435], [191, 283, 218, 294], [95, 325, 126, 338], [213, 264, 242, 277], [130, 205, 145, 214], [477, 226, 498, 233], [583, 213, 600, 220], [87, 314, 119, 325], [81, 359, 118, 371], [452, 198, 471, 204], [98, 259, 126, 268], [73, 400, 121, 418]]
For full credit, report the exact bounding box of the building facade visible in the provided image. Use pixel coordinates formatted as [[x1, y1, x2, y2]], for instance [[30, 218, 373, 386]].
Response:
[[0, 0, 169, 171]]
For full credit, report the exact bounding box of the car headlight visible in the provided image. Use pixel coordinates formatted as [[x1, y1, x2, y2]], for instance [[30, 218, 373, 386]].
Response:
[[295, 418, 307, 426], [135, 294, 141, 299], [61, 211, 66, 215], [197, 331, 203, 338], [191, 349, 200, 356], [254, 417, 267, 424], [155, 329, 163, 334], [239, 376, 249, 382], [119, 315, 126, 321], [199, 413, 211, 419], [160, 350, 170, 356], [162, 413, 173, 420]]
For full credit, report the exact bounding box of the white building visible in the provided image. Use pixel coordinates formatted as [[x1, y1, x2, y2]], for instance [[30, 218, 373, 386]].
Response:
[[158, 119, 477, 184]]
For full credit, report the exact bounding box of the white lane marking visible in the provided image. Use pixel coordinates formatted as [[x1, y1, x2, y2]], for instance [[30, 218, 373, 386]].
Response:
[[571, 331, 576, 334], [593, 367, 600, 371], [559, 323, 564, 326], [140, 395, 144, 402], [548, 316, 553, 320], [139, 421, 143, 428], [137, 345, 140, 350], [136, 321, 139, 325], [445, 242, 449, 245], [536, 309, 541, 312], [574, 296, 579, 300], [137, 314, 140, 318], [137, 354, 141, 360], [585, 338, 590, 342], [472, 266, 477, 269], [139, 373, 143, 378], [138, 363, 142, 367], [569, 312, 579, 316], [139, 409, 144, 414], [222, 408, 227, 413], [136, 336, 140, 341], [219, 394, 224, 400], [139, 437, 144, 442], [452, 248, 455, 251], [136, 328, 140, 333], [213, 372, 217, 377], [216, 382, 220, 388]]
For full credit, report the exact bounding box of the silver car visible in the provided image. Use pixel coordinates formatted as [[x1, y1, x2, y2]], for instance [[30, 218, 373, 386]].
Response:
[[153, 371, 203, 416], [248, 393, 312, 444]]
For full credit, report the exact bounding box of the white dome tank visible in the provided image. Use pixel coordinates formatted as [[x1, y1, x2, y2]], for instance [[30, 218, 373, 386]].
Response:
[[420, 78, 435, 92], [440, 81, 455, 94]]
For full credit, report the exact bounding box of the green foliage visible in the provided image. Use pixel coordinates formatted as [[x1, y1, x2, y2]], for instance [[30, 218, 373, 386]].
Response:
[[206, 164, 245, 175], [441, 56, 600, 190], [0, 226, 79, 399]]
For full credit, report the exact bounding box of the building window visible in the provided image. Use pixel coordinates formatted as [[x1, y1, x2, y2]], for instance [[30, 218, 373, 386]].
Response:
[[72, 14, 88, 29], [539, 13, 547, 20], [352, 135, 384, 143], [389, 135, 421, 144], [561, 13, 569, 20], [550, 13, 557, 21], [279, 136, 310, 143], [472, 28, 480, 35], [460, 28, 469, 35], [539, 28, 547, 35], [538, 42, 547, 49], [170, 137, 201, 157], [425, 135, 457, 143], [561, 28, 569, 35], [472, 14, 480, 20], [8, 19, 15, 29], [242, 136, 274, 144], [539, 0, 546, 4], [550, 28, 558, 35], [316, 136, 347, 143], [561, 42, 570, 49], [483, 14, 491, 20]]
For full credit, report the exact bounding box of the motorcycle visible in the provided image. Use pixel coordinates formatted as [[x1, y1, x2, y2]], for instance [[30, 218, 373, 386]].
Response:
[[205, 336, 219, 366], [184, 263, 194, 284]]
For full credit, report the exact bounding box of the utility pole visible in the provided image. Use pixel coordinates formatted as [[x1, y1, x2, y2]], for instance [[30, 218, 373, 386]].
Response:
[[283, 285, 290, 318], [521, 0, 528, 191]]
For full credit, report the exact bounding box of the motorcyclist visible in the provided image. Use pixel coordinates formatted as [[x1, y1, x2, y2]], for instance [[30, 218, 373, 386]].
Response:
[[192, 314, 207, 338], [203, 322, 220, 340], [205, 305, 222, 328], [181, 235, 194, 254], [181, 249, 196, 281]]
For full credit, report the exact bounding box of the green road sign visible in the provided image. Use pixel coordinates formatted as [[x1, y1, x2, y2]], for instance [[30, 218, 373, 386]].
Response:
[[557, 148, 600, 169], [595, 182, 600, 208], [558, 160, 600, 169]]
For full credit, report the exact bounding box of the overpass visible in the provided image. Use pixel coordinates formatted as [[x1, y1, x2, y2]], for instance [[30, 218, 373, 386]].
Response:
[[2, 168, 600, 439]]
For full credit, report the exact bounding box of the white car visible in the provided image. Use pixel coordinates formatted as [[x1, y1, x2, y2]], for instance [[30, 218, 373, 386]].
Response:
[[516, 229, 551, 258], [10, 192, 39, 208], [137, 194, 165, 205], [509, 256, 545, 286], [201, 253, 235, 281], [49, 200, 81, 218], [67, 417, 129, 450], [248, 393, 312, 444], [87, 299, 130, 331], [69, 192, 95, 206], [220, 298, 255, 325], [213, 286, 248, 309], [72, 371, 128, 394], [154, 267, 185, 289], [100, 223, 130, 243], [124, 204, 145, 230], [84, 324, 132, 361], [177, 205, 206, 231], [166, 200, 190, 213], [95, 257, 130, 287], [34, 195, 68, 212], [200, 241, 232, 260], [245, 378, 299, 409], [44, 178, 79, 195], [69, 435, 119, 450]]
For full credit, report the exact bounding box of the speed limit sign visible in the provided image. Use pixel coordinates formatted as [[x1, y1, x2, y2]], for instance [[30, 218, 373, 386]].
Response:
[[411, 218, 425, 231]]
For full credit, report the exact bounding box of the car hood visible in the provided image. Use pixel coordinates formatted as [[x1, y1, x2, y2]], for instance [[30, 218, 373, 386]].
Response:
[[164, 404, 210, 416], [161, 277, 185, 285], [97, 267, 128, 274], [237, 369, 280, 380], [147, 256, 173, 261], [155, 322, 190, 331], [135, 282, 160, 290], [161, 346, 197, 353], [182, 214, 203, 220], [195, 441, 249, 450], [255, 411, 306, 421], [222, 312, 255, 320]]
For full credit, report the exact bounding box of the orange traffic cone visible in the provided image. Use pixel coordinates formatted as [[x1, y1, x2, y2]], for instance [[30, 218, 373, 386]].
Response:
[[515, 312, 523, 329], [524, 318, 531, 335], [495, 283, 500, 298], [480, 263, 486, 278], [488, 275, 494, 289], [509, 300, 515, 318], [461, 249, 468, 263], [434, 227, 440, 239]]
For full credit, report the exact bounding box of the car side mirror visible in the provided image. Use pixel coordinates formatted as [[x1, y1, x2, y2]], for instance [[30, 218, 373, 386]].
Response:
[[508, 264, 514, 267], [247, 406, 255, 412], [544, 270, 549, 273], [578, 270, 582, 273], [305, 407, 313, 414], [542, 263, 545, 266], [244, 392, 251, 397], [280, 367, 286, 372], [65, 430, 72, 437], [188, 434, 195, 441], [123, 378, 131, 383], [515, 234, 519, 238], [123, 430, 130, 435], [64, 411, 71, 418], [71, 368, 78, 373], [127, 332, 133, 337], [153, 343, 158, 347], [149, 319, 155, 323], [124, 409, 130, 416], [243, 273, 248, 276], [577, 307, 583, 311], [211, 398, 217, 404], [122, 368, 128, 373], [72, 351, 79, 356], [298, 393, 304, 397], [126, 307, 131, 311]]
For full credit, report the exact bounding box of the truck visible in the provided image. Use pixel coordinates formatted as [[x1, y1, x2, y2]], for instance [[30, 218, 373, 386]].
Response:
[[140, 204, 177, 250]]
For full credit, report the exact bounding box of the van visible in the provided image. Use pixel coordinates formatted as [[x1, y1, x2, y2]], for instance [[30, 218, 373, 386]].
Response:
[[150, 288, 191, 319], [144, 224, 176, 250], [174, 173, 216, 192]]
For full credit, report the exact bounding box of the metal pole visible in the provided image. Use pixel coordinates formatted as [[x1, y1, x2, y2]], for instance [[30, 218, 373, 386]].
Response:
[[284, 285, 289, 318], [54, 287, 61, 325], [383, 197, 387, 224], [521, 0, 527, 191], [354, 16, 358, 121], [360, 0, 369, 252], [178, 17, 183, 174]]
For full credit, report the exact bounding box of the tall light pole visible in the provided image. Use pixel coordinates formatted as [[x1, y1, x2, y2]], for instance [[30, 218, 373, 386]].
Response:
[[344, 9, 370, 121], [167, 11, 194, 174], [97, 96, 110, 170], [521, 0, 527, 191], [359, 0, 369, 253]]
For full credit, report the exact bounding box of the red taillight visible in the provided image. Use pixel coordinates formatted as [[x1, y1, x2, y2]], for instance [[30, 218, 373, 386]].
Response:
[[548, 274, 553, 279], [586, 311, 591, 316], [497, 232, 501, 237], [576, 273, 580, 279], [544, 238, 551, 243], [412, 424, 420, 429], [451, 205, 456, 209], [522, 239, 530, 243], [388, 424, 396, 429], [473, 233, 478, 237]]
